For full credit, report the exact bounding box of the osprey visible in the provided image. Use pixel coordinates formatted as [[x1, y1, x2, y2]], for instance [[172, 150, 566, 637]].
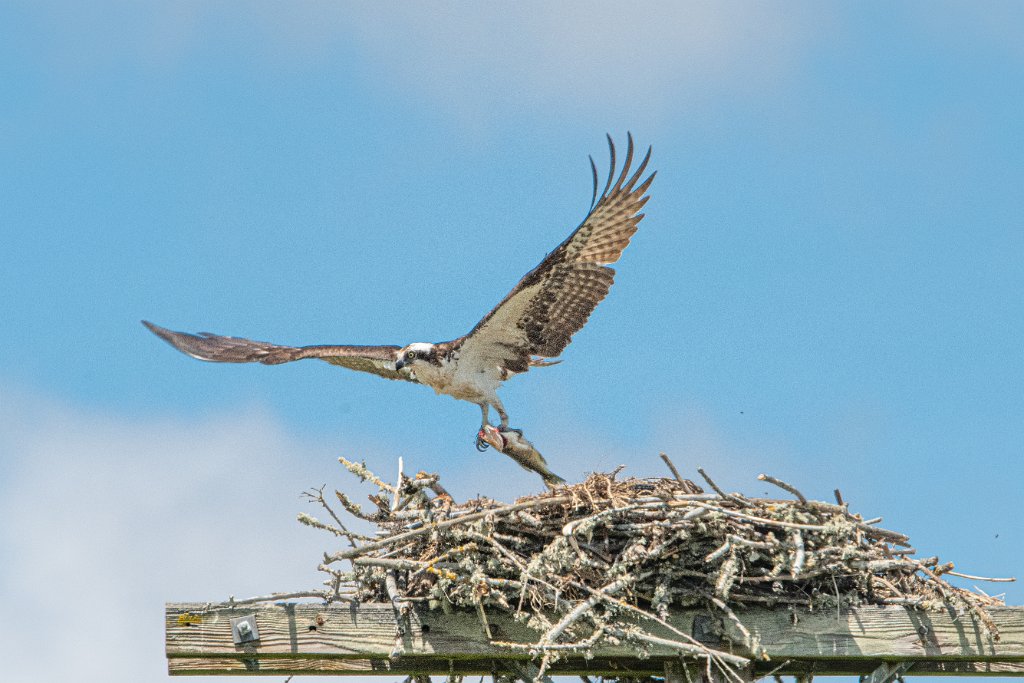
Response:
[[144, 135, 654, 435]]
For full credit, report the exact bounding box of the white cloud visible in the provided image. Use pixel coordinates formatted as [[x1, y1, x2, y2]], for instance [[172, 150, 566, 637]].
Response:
[[0, 387, 352, 682]]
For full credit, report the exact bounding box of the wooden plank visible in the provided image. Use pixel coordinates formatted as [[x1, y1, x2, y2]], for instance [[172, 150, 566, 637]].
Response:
[[167, 656, 1024, 677], [166, 603, 1024, 676]]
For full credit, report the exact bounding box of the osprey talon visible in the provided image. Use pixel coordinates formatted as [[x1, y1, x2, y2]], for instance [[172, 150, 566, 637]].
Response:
[[475, 430, 490, 452]]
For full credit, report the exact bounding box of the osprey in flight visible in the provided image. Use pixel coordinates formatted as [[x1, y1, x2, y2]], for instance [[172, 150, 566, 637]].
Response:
[[144, 135, 654, 434]]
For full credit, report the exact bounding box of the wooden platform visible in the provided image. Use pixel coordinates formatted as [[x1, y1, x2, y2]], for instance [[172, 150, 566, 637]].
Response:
[[165, 602, 1024, 677]]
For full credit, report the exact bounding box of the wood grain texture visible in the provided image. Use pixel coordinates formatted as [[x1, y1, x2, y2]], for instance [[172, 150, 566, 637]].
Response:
[[166, 603, 1024, 676]]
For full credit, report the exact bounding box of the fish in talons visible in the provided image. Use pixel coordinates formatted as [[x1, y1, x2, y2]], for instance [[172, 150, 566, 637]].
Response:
[[476, 425, 566, 489]]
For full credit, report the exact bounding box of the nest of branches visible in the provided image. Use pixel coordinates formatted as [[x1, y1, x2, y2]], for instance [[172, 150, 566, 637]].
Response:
[[297, 456, 1009, 678]]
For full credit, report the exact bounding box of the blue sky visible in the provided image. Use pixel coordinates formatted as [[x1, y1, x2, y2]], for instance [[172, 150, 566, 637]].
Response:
[[1, 3, 1022, 681]]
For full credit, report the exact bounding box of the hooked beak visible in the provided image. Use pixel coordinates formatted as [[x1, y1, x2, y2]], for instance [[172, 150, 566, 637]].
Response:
[[394, 358, 406, 371]]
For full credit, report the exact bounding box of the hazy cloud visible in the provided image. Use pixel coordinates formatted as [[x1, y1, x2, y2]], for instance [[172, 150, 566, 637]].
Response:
[[329, 2, 828, 119], [21, 2, 830, 121]]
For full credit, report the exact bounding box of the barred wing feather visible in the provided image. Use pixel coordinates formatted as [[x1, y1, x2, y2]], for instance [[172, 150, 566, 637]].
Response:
[[141, 321, 411, 382], [456, 134, 654, 374]]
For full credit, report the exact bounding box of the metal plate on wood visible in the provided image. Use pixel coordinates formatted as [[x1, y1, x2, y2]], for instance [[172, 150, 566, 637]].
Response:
[[230, 614, 259, 645]]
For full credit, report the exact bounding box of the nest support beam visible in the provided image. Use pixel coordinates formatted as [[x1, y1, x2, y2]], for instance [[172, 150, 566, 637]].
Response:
[[167, 602, 1024, 677]]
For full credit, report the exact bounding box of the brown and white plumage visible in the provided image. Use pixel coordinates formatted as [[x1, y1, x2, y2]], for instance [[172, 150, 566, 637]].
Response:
[[144, 134, 654, 431], [456, 133, 653, 378], [140, 322, 409, 381]]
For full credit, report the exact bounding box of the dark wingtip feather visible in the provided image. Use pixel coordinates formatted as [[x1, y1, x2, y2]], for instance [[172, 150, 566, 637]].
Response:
[[601, 134, 617, 198], [611, 133, 635, 194], [142, 319, 174, 342], [634, 169, 657, 197], [623, 145, 653, 192], [142, 320, 199, 352], [588, 155, 599, 210]]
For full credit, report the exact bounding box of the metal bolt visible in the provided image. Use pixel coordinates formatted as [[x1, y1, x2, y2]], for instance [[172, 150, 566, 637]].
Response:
[[231, 614, 260, 644]]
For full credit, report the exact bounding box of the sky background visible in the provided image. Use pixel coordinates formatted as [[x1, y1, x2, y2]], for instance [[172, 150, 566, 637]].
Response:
[[1, 2, 1022, 681]]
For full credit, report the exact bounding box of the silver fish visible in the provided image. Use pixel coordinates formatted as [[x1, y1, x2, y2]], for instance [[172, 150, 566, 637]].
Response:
[[476, 425, 566, 489]]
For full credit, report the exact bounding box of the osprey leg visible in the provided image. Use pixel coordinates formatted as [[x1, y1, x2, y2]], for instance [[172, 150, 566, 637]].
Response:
[[492, 397, 510, 430], [477, 404, 495, 450], [479, 400, 510, 430]]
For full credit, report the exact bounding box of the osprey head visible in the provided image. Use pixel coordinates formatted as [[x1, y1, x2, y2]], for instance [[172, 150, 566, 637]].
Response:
[[394, 342, 437, 371]]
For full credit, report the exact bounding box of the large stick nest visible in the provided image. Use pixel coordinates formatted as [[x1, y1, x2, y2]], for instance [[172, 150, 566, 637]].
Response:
[[297, 457, 1009, 677]]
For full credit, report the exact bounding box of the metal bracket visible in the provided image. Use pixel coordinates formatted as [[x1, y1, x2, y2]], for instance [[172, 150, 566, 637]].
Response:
[[861, 661, 913, 683], [230, 614, 260, 645]]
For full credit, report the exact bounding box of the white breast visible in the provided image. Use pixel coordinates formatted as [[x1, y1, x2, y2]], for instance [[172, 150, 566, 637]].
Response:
[[416, 353, 500, 403]]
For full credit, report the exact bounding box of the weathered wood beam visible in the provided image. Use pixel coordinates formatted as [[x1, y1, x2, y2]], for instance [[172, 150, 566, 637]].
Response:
[[166, 603, 1024, 676]]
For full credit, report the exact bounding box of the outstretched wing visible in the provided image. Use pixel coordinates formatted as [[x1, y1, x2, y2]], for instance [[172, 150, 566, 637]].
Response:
[[142, 321, 412, 382], [455, 134, 654, 374]]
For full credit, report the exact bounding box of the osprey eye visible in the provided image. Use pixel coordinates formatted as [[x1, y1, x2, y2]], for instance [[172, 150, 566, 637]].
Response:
[[406, 351, 415, 361]]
